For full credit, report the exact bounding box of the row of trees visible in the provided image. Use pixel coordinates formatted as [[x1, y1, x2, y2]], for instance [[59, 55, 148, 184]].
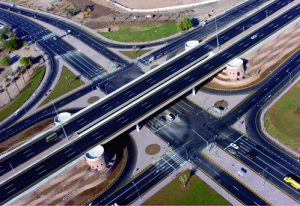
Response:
[[0, 56, 33, 102], [0, 26, 23, 52], [0, 56, 31, 67], [0, 38, 23, 52]]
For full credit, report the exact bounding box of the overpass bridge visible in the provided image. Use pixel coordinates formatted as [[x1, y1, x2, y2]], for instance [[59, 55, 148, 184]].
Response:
[[0, 1, 299, 204], [0, 0, 289, 177]]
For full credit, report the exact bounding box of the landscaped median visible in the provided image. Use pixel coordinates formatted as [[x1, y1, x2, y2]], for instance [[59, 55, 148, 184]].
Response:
[[41, 66, 84, 105], [264, 81, 300, 153], [99, 23, 180, 42], [0, 67, 45, 122], [143, 170, 229, 205]]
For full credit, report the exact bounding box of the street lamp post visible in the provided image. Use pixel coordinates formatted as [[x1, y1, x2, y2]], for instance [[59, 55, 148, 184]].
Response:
[[265, 10, 268, 20], [214, 17, 220, 48], [9, 162, 15, 173], [262, 167, 268, 188], [51, 100, 68, 139]]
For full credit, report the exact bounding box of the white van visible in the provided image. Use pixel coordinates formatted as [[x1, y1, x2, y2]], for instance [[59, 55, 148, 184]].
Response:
[[14, 109, 22, 116]]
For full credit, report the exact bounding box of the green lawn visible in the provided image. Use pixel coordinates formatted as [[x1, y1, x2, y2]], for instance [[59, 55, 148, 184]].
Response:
[[143, 170, 229, 205], [0, 67, 45, 122], [264, 81, 300, 153], [42, 67, 83, 105], [120, 49, 151, 59], [99, 23, 180, 42]]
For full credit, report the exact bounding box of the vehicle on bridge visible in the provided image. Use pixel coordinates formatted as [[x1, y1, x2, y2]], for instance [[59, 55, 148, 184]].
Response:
[[46, 133, 58, 142], [284, 176, 300, 190]]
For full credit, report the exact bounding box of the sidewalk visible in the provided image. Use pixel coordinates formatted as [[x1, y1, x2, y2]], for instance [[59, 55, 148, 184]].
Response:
[[203, 145, 298, 205]]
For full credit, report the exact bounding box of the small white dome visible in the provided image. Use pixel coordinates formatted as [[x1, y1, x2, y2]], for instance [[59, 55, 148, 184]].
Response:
[[86, 145, 104, 159], [54, 112, 71, 125], [227, 58, 243, 69]]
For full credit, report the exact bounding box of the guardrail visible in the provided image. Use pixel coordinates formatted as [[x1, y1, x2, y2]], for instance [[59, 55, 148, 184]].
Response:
[[1, 1, 297, 191], [0, 0, 280, 161]]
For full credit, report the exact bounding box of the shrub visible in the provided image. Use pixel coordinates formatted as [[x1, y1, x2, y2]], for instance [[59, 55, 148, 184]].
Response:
[[0, 55, 11, 66], [180, 17, 193, 31], [19, 56, 32, 67]]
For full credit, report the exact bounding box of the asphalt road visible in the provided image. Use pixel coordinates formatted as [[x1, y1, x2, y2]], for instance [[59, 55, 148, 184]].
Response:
[[92, 138, 268, 205], [0, 0, 291, 177], [0, 0, 289, 143], [0, 9, 107, 80], [0, 4, 298, 204], [0, 0, 284, 136], [133, 50, 300, 204]]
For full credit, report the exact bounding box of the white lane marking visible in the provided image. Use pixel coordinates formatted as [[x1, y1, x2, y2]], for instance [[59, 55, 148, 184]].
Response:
[[224, 135, 243, 150]]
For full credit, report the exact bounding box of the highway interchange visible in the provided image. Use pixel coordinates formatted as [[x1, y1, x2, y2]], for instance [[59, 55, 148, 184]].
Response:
[[0, 0, 299, 205], [0, 0, 293, 180], [0, 0, 272, 134]]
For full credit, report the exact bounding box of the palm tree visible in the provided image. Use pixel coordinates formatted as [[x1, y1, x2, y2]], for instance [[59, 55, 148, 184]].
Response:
[[12, 77, 20, 92], [3, 85, 12, 101], [18, 67, 27, 84]]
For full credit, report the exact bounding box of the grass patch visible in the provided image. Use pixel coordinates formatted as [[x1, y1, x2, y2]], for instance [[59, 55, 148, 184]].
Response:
[[0, 67, 45, 122], [120, 49, 151, 59], [264, 81, 300, 153], [99, 23, 180, 42], [42, 67, 83, 105], [143, 170, 229, 205]]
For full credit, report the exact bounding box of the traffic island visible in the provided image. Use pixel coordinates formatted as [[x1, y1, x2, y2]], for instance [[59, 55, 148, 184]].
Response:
[[87, 96, 100, 104], [145, 144, 161, 155], [264, 80, 300, 153]]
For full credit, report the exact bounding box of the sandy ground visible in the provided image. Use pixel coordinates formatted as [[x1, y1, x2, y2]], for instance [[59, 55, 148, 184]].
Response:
[[4, 0, 243, 30], [208, 20, 300, 89], [114, 0, 217, 9]]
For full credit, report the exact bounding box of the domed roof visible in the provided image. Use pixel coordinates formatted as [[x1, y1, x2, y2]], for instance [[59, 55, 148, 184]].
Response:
[[86, 145, 104, 159], [227, 58, 243, 68], [54, 112, 71, 124]]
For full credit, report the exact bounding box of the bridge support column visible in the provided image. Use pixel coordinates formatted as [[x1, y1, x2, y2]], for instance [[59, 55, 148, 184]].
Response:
[[136, 124, 140, 132], [192, 87, 196, 96]]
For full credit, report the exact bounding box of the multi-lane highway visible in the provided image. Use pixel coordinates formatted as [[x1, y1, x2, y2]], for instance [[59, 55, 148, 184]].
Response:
[[114, 52, 300, 205], [92, 138, 268, 205], [0, 10, 107, 80], [0, 0, 292, 177], [0, 0, 286, 134], [0, 4, 298, 204], [0, 0, 290, 142]]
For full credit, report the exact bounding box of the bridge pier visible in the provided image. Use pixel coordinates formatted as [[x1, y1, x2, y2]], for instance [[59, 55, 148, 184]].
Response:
[[136, 123, 140, 132], [192, 87, 196, 96]]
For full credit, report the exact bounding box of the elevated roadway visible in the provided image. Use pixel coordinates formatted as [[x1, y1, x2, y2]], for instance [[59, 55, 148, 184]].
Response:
[[0, 4, 298, 204], [0, 0, 291, 176], [103, 50, 300, 206], [0, 0, 287, 136]]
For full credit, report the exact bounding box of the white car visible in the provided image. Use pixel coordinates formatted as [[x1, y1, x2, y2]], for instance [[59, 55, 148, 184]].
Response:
[[230, 143, 239, 150], [166, 113, 176, 121], [251, 34, 257, 40], [14, 108, 22, 116]]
